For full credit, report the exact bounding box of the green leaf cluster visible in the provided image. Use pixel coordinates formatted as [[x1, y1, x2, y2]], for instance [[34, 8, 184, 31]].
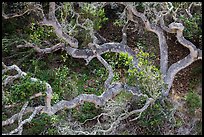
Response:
[[127, 50, 163, 99], [72, 102, 102, 123], [5, 73, 46, 104], [185, 91, 201, 114], [28, 22, 55, 45], [179, 13, 202, 41], [81, 3, 108, 30]]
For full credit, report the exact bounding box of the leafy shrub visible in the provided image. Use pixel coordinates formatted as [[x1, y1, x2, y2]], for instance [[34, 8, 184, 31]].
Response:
[[35, 65, 74, 104], [81, 3, 108, 30], [24, 113, 60, 135], [135, 100, 170, 135], [103, 52, 133, 70], [127, 50, 164, 99], [72, 102, 102, 123], [179, 13, 202, 41], [118, 52, 133, 68], [5, 73, 46, 104], [185, 91, 201, 114], [28, 22, 56, 45], [102, 49, 163, 99], [115, 91, 133, 103]]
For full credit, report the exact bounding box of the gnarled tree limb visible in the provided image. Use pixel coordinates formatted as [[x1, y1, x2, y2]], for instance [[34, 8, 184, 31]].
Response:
[[160, 22, 202, 96], [125, 4, 168, 79]]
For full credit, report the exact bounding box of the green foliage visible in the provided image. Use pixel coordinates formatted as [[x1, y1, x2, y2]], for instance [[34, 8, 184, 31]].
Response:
[[115, 91, 133, 103], [113, 19, 125, 27], [179, 14, 202, 41], [136, 40, 148, 50], [59, 2, 72, 23], [127, 50, 163, 99], [35, 65, 73, 104], [29, 58, 79, 103], [2, 36, 27, 56], [31, 59, 48, 74], [135, 2, 145, 12], [5, 73, 46, 104], [2, 19, 19, 35], [72, 102, 102, 123], [95, 67, 106, 78], [118, 52, 133, 68], [102, 49, 163, 99], [28, 22, 55, 45], [61, 2, 109, 47], [83, 80, 103, 96], [54, 66, 69, 89], [103, 52, 118, 68], [77, 71, 105, 96], [175, 117, 183, 128], [103, 52, 133, 70], [24, 113, 60, 135], [185, 91, 201, 114], [81, 3, 108, 30], [29, 56, 106, 103], [113, 71, 120, 82], [135, 99, 172, 135], [191, 65, 202, 75], [194, 120, 202, 135]]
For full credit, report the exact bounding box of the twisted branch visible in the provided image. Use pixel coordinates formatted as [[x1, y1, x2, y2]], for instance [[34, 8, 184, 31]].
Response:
[[96, 54, 114, 89], [125, 4, 168, 79], [160, 22, 202, 96]]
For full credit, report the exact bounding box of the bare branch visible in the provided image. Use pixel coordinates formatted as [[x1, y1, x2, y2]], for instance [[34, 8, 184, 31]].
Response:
[[2, 60, 141, 129], [2, 2, 202, 135], [120, 97, 154, 121], [17, 101, 29, 135], [2, 107, 36, 126], [126, 5, 168, 79], [161, 22, 202, 96], [120, 20, 129, 45], [4, 106, 43, 135], [17, 42, 66, 53], [2, 2, 37, 19], [48, 2, 56, 20], [96, 54, 114, 89]]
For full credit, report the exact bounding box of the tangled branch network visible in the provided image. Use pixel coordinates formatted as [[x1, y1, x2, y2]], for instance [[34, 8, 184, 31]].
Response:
[[2, 2, 202, 135]]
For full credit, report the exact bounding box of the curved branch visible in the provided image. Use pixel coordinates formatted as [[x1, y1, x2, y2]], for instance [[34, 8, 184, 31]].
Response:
[[119, 97, 154, 121], [197, 49, 202, 60], [18, 42, 139, 69], [40, 17, 78, 48], [159, 14, 176, 33], [120, 20, 129, 45], [96, 54, 114, 89], [51, 83, 123, 114], [2, 63, 53, 114], [3, 106, 43, 135], [163, 55, 195, 96], [2, 62, 141, 128], [2, 2, 37, 20], [160, 22, 202, 96], [86, 95, 154, 135], [17, 42, 66, 53], [17, 101, 29, 135], [127, 5, 168, 78], [2, 82, 140, 127], [39, 2, 78, 48], [2, 107, 37, 126]]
